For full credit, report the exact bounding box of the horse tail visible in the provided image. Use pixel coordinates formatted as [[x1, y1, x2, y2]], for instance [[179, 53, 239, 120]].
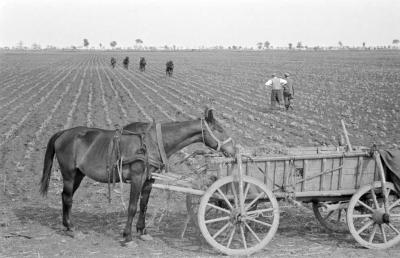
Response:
[[40, 130, 64, 196]]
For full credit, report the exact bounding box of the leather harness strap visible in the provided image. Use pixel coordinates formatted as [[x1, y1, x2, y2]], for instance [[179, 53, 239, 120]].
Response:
[[156, 123, 169, 172]]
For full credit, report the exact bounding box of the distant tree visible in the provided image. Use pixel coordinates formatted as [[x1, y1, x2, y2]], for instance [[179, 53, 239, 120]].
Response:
[[256, 42, 263, 50], [362, 42, 366, 48], [288, 43, 293, 49], [110, 41, 117, 49], [393, 39, 399, 47], [83, 39, 89, 48], [134, 39, 143, 50], [99, 43, 103, 49], [338, 41, 343, 48], [164, 45, 169, 50], [31, 43, 41, 50], [264, 41, 270, 49], [296, 41, 303, 49], [17, 41, 24, 49]]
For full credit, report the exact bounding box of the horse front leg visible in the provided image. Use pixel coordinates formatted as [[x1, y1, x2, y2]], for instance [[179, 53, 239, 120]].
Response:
[[122, 163, 146, 243], [136, 177, 155, 241]]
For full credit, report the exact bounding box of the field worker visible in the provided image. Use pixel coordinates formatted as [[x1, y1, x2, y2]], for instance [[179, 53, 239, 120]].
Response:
[[265, 73, 287, 109], [283, 73, 295, 110]]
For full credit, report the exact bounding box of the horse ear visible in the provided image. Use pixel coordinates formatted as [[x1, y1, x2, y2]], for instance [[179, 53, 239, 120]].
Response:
[[204, 107, 215, 122]]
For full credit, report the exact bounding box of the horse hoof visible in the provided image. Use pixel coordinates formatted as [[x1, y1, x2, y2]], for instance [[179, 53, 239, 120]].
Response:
[[139, 234, 153, 241], [64, 230, 75, 238]]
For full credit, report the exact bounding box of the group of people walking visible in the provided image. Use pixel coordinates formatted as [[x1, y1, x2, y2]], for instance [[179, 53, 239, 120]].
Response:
[[110, 57, 174, 76], [265, 73, 295, 111]]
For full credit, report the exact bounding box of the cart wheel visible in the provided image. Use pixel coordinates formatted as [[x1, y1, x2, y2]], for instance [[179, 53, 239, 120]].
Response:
[[198, 176, 279, 256], [347, 182, 400, 249], [312, 201, 348, 233]]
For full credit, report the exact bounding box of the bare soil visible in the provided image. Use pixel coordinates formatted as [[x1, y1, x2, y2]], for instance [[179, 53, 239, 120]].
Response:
[[1, 50, 400, 257]]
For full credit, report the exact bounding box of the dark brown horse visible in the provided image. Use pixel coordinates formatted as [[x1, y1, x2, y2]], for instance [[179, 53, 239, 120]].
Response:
[[40, 108, 235, 243]]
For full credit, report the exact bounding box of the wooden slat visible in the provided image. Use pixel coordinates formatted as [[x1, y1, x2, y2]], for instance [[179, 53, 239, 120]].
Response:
[[302, 160, 308, 191], [338, 157, 344, 190], [355, 156, 363, 188], [320, 158, 326, 191], [273, 161, 277, 191], [266, 161, 272, 188], [209, 151, 370, 164], [330, 159, 334, 190], [283, 160, 289, 191], [264, 161, 268, 185]]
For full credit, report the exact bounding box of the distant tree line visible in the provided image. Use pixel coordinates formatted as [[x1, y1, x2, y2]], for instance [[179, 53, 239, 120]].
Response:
[[2, 38, 400, 51]]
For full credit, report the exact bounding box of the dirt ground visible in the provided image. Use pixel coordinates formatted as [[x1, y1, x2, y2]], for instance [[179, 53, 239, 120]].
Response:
[[2, 183, 400, 258], [1, 50, 400, 257]]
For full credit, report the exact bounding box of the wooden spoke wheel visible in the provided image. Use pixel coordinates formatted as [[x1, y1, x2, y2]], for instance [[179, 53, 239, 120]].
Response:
[[347, 182, 400, 249], [312, 201, 348, 233], [198, 176, 279, 256]]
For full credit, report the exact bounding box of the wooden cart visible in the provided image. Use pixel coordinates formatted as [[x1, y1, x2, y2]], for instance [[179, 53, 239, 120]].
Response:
[[152, 144, 400, 256]]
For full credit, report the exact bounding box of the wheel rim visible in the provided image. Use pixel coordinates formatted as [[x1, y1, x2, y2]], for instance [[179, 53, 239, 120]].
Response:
[[347, 182, 400, 249], [198, 176, 279, 255], [312, 202, 348, 233]]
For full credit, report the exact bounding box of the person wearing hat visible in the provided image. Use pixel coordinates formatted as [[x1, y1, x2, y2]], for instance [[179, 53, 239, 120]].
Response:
[[265, 73, 287, 109], [283, 73, 295, 110]]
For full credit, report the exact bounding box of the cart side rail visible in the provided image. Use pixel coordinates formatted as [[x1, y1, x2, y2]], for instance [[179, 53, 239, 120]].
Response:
[[208, 150, 379, 195]]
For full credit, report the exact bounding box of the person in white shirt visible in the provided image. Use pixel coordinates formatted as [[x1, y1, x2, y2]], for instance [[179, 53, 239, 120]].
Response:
[[265, 74, 287, 109]]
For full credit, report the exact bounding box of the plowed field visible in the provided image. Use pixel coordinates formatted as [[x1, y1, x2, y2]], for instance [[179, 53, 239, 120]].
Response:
[[1, 50, 400, 257]]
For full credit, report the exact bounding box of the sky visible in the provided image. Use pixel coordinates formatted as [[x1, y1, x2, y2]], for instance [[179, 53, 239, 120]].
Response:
[[1, 0, 399, 48]]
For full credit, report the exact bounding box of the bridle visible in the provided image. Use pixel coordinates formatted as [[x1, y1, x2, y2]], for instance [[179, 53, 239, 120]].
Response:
[[201, 118, 233, 152]]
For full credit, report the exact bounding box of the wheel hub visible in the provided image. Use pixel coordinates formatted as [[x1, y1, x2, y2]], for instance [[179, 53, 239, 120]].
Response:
[[372, 208, 390, 224], [230, 209, 244, 224]]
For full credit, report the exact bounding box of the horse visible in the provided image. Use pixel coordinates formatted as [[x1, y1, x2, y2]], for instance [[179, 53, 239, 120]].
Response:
[[40, 108, 235, 243], [165, 61, 174, 77], [123, 57, 129, 69], [110, 57, 116, 68], [139, 57, 146, 72]]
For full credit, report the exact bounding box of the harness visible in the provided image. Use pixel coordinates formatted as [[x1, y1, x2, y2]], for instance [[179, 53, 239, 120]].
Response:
[[106, 123, 153, 203], [105, 118, 233, 203], [201, 118, 233, 152]]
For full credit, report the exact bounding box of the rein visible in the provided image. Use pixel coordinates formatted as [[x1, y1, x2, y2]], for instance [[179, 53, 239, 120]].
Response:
[[201, 118, 233, 152]]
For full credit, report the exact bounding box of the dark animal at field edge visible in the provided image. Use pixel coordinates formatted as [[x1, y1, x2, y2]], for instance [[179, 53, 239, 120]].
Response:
[[39, 108, 235, 244], [166, 61, 174, 77], [123, 57, 129, 69], [139, 57, 146, 72], [110, 57, 116, 68]]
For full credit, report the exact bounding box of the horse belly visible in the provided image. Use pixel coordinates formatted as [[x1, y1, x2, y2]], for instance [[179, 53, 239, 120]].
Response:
[[80, 164, 131, 184]]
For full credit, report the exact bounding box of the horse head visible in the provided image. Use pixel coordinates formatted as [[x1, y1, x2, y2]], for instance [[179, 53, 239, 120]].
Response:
[[201, 108, 236, 157]]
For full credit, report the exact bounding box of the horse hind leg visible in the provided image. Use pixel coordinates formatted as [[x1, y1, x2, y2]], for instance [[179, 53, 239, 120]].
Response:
[[136, 178, 155, 241], [123, 162, 147, 242], [61, 168, 85, 231]]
